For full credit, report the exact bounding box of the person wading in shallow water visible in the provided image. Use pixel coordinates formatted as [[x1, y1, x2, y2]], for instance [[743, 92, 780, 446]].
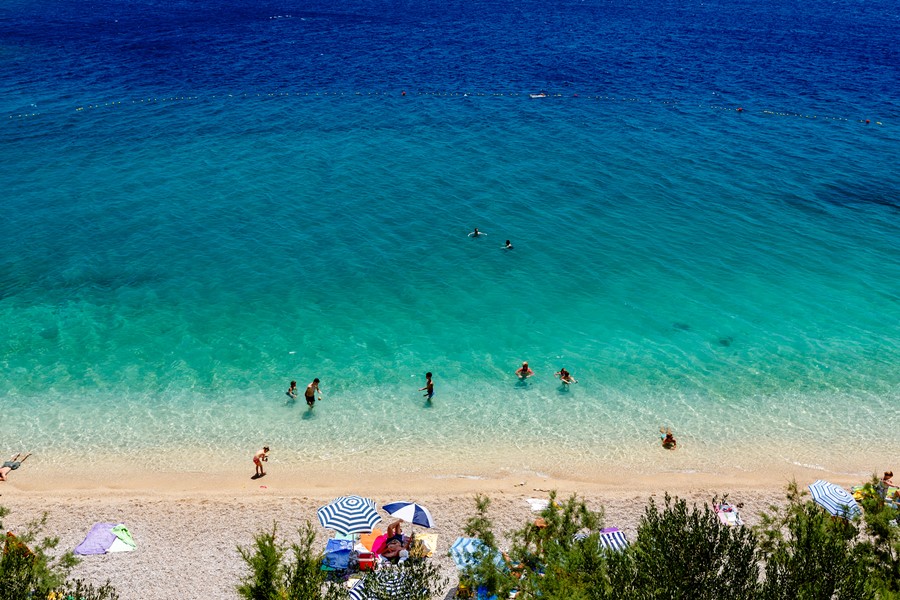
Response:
[[305, 378, 321, 407]]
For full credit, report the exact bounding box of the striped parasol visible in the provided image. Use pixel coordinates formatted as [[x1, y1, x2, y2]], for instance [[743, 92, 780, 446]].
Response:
[[598, 527, 629, 552], [349, 570, 406, 600], [382, 501, 435, 528], [808, 480, 862, 519], [449, 537, 505, 571], [317, 495, 381, 534]]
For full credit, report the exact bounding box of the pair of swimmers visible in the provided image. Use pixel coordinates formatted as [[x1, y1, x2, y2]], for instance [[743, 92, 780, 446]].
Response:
[[515, 362, 578, 386], [287, 378, 322, 407], [468, 228, 513, 250]]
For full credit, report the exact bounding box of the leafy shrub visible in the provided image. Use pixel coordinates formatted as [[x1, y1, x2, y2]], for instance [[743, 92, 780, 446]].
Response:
[[0, 505, 118, 600], [236, 521, 345, 600]]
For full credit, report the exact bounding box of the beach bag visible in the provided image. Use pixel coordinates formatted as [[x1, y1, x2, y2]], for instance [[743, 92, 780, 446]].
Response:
[[324, 538, 354, 570]]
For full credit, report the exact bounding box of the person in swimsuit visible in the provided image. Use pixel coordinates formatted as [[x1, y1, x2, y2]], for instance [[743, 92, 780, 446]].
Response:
[[420, 372, 434, 400], [286, 381, 298, 400], [469, 227, 485, 238], [503, 240, 513, 250], [253, 447, 269, 477], [0, 453, 30, 482], [556, 368, 577, 385], [305, 378, 321, 407], [660, 428, 677, 449], [883, 471, 895, 486], [380, 520, 410, 562], [516, 361, 534, 380]]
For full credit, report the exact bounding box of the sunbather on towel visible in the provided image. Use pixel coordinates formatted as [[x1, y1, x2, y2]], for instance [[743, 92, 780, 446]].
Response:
[[0, 453, 31, 481], [380, 520, 410, 562]]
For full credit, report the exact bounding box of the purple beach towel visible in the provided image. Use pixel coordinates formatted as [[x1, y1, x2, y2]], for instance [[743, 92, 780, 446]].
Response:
[[74, 522, 118, 555]]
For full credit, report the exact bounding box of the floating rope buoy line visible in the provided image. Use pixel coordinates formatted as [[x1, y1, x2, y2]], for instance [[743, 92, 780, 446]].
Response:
[[6, 90, 885, 126]]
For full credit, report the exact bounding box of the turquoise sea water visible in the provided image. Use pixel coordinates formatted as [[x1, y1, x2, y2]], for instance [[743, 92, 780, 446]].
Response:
[[2, 0, 898, 478]]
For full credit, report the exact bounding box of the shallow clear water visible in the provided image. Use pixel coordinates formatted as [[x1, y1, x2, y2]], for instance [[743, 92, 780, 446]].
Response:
[[1, 0, 898, 478]]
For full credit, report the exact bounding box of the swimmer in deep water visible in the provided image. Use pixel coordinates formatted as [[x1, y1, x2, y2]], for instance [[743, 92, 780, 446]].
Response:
[[469, 227, 486, 237], [503, 240, 513, 249]]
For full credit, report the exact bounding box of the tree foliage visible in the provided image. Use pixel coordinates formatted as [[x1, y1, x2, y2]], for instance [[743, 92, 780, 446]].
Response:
[[0, 505, 119, 600], [236, 521, 345, 600]]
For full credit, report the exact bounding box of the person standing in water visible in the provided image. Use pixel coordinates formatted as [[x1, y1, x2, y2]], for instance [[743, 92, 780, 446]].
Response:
[[420, 372, 434, 400], [286, 381, 298, 400], [516, 361, 534, 380], [305, 378, 321, 407]]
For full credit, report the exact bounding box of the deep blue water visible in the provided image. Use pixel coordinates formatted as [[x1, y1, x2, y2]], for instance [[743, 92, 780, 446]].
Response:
[[1, 0, 898, 476]]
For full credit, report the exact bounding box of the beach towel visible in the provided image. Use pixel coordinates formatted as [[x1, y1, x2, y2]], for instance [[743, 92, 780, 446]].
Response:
[[74, 523, 136, 555], [359, 528, 383, 552], [324, 538, 355, 570], [525, 498, 549, 512], [409, 533, 438, 557], [715, 503, 744, 527]]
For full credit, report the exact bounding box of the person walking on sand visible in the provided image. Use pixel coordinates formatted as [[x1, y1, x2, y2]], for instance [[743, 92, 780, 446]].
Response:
[[420, 372, 434, 400], [305, 378, 322, 407], [253, 446, 269, 477], [286, 380, 298, 400], [516, 361, 534, 380]]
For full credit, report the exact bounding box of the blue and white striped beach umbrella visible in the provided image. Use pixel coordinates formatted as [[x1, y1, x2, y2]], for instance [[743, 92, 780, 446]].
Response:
[[599, 527, 629, 552], [382, 501, 435, 528], [449, 537, 505, 571], [808, 480, 862, 519], [349, 571, 406, 600], [317, 495, 381, 534]]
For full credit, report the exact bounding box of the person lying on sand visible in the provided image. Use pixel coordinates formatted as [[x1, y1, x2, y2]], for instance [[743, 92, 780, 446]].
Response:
[[380, 520, 410, 562], [0, 453, 31, 481]]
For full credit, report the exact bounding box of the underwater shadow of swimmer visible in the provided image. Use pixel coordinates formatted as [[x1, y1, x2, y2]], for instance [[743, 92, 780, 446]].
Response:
[[301, 408, 316, 420], [422, 398, 434, 409]]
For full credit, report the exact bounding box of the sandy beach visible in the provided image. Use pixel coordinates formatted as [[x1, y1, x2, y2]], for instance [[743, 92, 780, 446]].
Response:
[[1, 460, 870, 600]]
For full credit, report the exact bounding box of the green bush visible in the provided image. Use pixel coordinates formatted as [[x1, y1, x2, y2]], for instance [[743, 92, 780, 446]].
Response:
[[0, 505, 118, 600], [755, 479, 900, 600], [236, 521, 345, 600], [357, 558, 447, 600], [620, 493, 759, 600]]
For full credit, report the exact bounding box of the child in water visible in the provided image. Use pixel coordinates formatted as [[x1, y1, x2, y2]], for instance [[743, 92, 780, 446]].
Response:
[[660, 427, 677, 449]]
